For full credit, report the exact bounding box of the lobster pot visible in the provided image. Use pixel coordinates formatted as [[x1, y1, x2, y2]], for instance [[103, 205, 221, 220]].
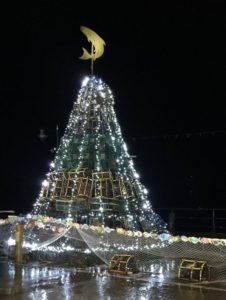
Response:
[[178, 259, 210, 281], [108, 254, 138, 275]]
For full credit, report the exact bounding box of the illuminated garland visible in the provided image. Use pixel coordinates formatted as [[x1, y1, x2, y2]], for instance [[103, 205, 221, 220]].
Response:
[[2, 215, 226, 246], [31, 76, 167, 233]]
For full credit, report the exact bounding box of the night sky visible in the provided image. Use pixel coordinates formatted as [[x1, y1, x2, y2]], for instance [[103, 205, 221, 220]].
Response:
[[1, 2, 226, 215]]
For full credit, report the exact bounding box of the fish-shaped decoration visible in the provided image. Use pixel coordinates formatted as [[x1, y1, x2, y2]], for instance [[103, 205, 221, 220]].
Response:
[[79, 26, 106, 61]]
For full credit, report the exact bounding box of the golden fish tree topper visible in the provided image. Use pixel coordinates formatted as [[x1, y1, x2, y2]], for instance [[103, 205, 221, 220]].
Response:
[[79, 26, 106, 74]]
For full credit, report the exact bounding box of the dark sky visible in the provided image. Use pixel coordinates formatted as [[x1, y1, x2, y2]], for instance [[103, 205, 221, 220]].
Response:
[[0, 1, 226, 214]]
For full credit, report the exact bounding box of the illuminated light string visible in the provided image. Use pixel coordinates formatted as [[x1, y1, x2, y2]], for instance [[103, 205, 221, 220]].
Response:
[[3, 214, 226, 258], [132, 129, 226, 141], [3, 214, 226, 246], [31, 76, 166, 232]]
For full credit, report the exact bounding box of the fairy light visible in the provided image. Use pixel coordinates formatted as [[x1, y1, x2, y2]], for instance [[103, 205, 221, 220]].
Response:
[[30, 75, 167, 233], [42, 180, 49, 187], [82, 76, 89, 87]]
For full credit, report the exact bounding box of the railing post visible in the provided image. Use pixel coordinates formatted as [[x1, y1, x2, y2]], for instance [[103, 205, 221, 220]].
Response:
[[212, 209, 215, 233], [169, 209, 175, 232]]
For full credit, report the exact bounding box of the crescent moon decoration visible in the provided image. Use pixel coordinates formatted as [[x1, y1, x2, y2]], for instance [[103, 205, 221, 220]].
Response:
[[79, 26, 106, 74]]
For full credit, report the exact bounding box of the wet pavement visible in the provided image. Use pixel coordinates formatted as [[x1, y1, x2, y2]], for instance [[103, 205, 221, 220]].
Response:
[[1, 258, 226, 299]]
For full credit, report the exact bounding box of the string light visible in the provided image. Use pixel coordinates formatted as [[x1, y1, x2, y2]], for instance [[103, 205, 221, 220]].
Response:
[[30, 76, 167, 233]]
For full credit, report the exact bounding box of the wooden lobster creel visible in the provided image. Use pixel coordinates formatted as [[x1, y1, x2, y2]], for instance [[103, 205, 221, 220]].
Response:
[[108, 254, 139, 275], [178, 259, 210, 281]]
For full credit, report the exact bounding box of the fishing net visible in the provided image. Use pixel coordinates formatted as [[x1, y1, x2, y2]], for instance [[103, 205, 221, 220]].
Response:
[[2, 217, 226, 280]]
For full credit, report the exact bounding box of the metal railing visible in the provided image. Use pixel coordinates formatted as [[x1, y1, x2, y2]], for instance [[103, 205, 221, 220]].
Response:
[[155, 208, 226, 236]]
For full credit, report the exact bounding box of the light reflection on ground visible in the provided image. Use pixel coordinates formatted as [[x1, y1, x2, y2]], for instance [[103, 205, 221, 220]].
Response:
[[1, 259, 226, 299]]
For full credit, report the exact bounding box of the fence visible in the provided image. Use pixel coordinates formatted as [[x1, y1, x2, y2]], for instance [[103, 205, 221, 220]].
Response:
[[156, 208, 226, 236]]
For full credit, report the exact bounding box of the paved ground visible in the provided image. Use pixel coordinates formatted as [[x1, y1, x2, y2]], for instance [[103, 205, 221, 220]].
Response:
[[1, 259, 226, 299]]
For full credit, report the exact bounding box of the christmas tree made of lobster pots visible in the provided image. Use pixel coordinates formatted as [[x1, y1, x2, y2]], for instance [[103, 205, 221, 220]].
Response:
[[32, 26, 166, 233]]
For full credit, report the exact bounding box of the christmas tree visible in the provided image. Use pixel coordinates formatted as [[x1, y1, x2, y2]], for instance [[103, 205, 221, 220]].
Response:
[[32, 27, 166, 233]]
